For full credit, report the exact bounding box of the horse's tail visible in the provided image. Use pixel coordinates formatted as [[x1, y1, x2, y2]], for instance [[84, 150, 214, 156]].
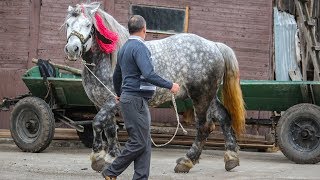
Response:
[[218, 43, 246, 137]]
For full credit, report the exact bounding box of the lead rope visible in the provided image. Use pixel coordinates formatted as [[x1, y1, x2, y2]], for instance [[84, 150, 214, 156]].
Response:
[[82, 60, 117, 97], [151, 94, 188, 147], [81, 60, 187, 147]]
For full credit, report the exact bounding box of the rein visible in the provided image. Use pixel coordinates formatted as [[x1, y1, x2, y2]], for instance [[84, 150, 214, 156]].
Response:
[[81, 60, 187, 147]]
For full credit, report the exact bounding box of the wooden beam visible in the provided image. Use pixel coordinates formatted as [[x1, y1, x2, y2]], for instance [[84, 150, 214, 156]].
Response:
[[32, 58, 82, 75], [295, 0, 320, 80], [302, 49, 309, 81], [308, 0, 314, 16], [184, 6, 189, 33]]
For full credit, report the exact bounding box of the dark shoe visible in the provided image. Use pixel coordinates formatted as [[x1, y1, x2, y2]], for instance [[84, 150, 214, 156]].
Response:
[[101, 162, 115, 179]]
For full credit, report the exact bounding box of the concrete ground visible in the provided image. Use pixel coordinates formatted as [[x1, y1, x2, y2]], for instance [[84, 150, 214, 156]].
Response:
[[0, 139, 319, 180]]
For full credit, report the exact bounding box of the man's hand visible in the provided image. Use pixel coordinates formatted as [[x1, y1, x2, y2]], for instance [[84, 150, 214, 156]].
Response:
[[170, 83, 180, 94], [115, 96, 120, 103]]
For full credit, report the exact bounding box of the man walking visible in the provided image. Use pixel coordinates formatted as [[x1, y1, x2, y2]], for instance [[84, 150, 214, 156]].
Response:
[[102, 15, 180, 180]]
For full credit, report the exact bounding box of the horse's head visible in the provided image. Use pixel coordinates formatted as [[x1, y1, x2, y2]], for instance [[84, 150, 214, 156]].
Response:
[[64, 2, 119, 61]]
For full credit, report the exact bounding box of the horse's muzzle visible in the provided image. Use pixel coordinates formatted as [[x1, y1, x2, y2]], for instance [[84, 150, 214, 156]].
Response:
[[65, 44, 82, 61]]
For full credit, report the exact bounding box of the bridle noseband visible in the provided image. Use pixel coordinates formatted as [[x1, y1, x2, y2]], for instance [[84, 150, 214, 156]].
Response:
[[67, 28, 94, 52]]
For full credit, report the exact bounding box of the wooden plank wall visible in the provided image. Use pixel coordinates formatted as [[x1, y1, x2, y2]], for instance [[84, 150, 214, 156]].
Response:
[[37, 0, 83, 68], [0, 0, 29, 69], [14, 0, 274, 80], [0, 0, 273, 129], [111, 0, 273, 124], [0, 0, 31, 128], [113, 0, 274, 80]]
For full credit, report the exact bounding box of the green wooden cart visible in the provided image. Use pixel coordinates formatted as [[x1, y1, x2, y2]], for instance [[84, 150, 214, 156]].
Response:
[[2, 66, 320, 164]]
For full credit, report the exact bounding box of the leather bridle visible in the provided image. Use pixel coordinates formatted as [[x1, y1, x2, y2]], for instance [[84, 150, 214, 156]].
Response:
[[67, 28, 94, 52]]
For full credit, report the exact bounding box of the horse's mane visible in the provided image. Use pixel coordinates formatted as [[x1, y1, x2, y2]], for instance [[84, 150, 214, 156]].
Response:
[[64, 2, 129, 69]]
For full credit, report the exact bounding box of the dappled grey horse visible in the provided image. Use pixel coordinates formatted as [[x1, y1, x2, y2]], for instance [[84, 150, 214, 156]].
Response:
[[64, 2, 246, 173]]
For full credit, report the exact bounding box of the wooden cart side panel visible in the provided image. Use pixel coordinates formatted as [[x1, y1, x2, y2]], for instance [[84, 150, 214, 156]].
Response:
[[240, 80, 320, 111]]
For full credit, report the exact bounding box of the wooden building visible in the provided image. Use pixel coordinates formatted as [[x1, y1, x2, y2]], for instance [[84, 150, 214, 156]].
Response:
[[0, 0, 273, 129]]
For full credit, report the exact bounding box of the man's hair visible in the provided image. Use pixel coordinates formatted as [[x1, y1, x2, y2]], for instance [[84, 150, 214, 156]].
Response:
[[128, 15, 146, 34]]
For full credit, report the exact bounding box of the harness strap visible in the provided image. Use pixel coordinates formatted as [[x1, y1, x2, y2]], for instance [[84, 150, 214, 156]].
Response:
[[68, 28, 94, 52]]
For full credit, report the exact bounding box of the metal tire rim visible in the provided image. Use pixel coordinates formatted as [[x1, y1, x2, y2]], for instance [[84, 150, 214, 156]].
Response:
[[289, 117, 320, 152], [16, 108, 40, 143]]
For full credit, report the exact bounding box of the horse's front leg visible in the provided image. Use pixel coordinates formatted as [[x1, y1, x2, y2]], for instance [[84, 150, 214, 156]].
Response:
[[90, 98, 120, 172], [103, 107, 121, 161]]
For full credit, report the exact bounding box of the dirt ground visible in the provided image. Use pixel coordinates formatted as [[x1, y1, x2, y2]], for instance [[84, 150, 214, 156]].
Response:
[[0, 139, 319, 180]]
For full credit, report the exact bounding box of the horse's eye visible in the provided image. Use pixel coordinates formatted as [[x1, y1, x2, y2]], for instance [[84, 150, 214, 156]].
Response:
[[66, 23, 69, 28], [86, 24, 90, 28]]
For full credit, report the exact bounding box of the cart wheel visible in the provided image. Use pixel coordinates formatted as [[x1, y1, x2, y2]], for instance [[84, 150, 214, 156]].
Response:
[[77, 124, 93, 148], [10, 97, 55, 152], [276, 103, 320, 164]]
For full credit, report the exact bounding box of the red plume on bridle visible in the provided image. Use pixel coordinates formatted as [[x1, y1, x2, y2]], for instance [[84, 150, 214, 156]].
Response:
[[94, 13, 118, 54]]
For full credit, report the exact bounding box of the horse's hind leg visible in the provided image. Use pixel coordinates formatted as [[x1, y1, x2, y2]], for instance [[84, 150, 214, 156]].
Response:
[[174, 97, 239, 173], [90, 99, 120, 172], [211, 98, 240, 171], [174, 108, 215, 173]]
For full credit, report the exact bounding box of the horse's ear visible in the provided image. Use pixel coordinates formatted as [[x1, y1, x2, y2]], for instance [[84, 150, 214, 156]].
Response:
[[89, 2, 100, 15], [68, 6, 74, 12]]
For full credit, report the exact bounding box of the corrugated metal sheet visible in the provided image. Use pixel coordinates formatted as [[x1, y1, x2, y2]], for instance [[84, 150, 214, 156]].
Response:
[[274, 7, 299, 81]]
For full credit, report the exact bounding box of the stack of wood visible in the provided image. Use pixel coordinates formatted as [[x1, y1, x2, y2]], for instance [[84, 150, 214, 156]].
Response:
[[0, 128, 275, 151], [119, 126, 275, 150]]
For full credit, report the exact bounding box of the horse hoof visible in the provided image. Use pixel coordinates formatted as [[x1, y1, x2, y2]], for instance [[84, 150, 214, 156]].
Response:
[[174, 163, 191, 173], [91, 158, 106, 172], [225, 159, 239, 171], [174, 157, 193, 173], [90, 150, 107, 172], [224, 150, 239, 171]]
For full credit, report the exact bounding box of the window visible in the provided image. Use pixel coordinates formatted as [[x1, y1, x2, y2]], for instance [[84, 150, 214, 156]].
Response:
[[131, 5, 189, 34]]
